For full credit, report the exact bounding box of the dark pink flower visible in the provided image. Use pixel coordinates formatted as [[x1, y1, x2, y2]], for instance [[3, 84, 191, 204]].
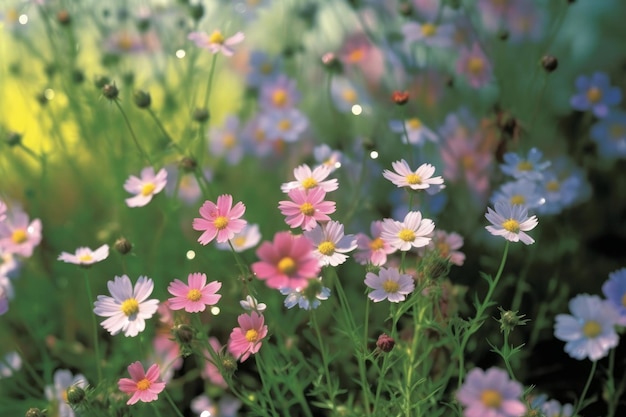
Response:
[[228, 312, 268, 362], [118, 362, 166, 405], [192, 195, 247, 244]]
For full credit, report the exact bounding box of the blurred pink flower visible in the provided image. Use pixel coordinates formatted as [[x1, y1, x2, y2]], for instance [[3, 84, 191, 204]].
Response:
[[192, 195, 247, 244], [124, 167, 167, 208], [118, 362, 166, 405], [188, 30, 245, 56], [354, 221, 397, 266], [456, 43, 492, 89], [151, 333, 183, 383], [0, 207, 42, 258], [228, 312, 268, 362], [202, 337, 227, 388]]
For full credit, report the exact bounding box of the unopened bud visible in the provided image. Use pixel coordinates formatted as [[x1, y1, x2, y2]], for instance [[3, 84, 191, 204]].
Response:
[[66, 385, 86, 405], [133, 90, 151, 109], [6, 131, 22, 147], [56, 10, 71, 25], [321, 52, 342, 73], [136, 17, 151, 32], [173, 324, 195, 345], [72, 69, 85, 84], [221, 355, 237, 374], [94, 75, 110, 89], [114, 237, 132, 255], [179, 156, 198, 172], [497, 307, 529, 333], [541, 55, 558, 73], [192, 107, 210, 123], [102, 83, 119, 100], [398, 2, 413, 16], [391, 90, 409, 105], [25, 408, 47, 417], [189, 4, 204, 21], [376, 333, 395, 353]]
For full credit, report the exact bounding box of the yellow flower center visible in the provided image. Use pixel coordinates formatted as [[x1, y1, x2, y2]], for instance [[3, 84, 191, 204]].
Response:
[[208, 30, 225, 45], [245, 329, 259, 342], [7, 9, 18, 23], [318, 241, 336, 256], [398, 229, 416, 242], [278, 257, 296, 275], [62, 389, 68, 403], [11, 229, 27, 244], [510, 195, 525, 205], [213, 216, 229, 230], [462, 154, 475, 170], [502, 219, 520, 233], [586, 87, 602, 103], [301, 177, 318, 190], [117, 33, 134, 51], [260, 62, 272, 74], [583, 320, 602, 338], [300, 202, 315, 216], [121, 298, 139, 316], [406, 173, 422, 185], [254, 128, 266, 143], [421, 23, 437, 37], [382, 280, 400, 293], [272, 89, 287, 106], [79, 254, 93, 263], [136, 378, 151, 391], [480, 389, 502, 408], [369, 237, 385, 251], [233, 236, 247, 247], [467, 57, 485, 75], [437, 242, 450, 257], [546, 180, 560, 192], [187, 289, 202, 302], [278, 119, 291, 131], [622, 293, 626, 308], [517, 160, 533, 171], [223, 133, 237, 149], [347, 48, 365, 63], [141, 182, 156, 196], [407, 118, 422, 130], [610, 123, 626, 140], [342, 89, 357, 103]]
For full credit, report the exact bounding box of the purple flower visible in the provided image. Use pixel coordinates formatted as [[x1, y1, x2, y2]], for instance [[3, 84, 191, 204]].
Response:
[[0, 206, 42, 258], [365, 267, 414, 303], [457, 367, 526, 417], [456, 43, 492, 89], [260, 109, 308, 143], [570, 72, 622, 118]]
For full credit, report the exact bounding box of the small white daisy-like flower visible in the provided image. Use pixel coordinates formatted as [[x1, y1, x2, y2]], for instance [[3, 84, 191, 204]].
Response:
[[93, 275, 159, 337], [239, 295, 266, 313], [383, 160, 444, 194], [485, 201, 538, 245], [304, 221, 357, 267], [554, 294, 620, 361], [280, 164, 339, 193], [381, 211, 435, 251], [389, 118, 438, 146], [58, 244, 109, 266], [364, 267, 414, 303], [280, 278, 330, 310]]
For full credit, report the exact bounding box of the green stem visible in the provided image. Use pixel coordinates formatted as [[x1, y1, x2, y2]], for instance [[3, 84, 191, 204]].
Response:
[[113, 100, 153, 165], [572, 360, 597, 417], [147, 108, 182, 152], [310, 311, 337, 410], [203, 55, 218, 110], [163, 389, 186, 417], [83, 269, 103, 383], [502, 331, 517, 381], [255, 354, 281, 417]]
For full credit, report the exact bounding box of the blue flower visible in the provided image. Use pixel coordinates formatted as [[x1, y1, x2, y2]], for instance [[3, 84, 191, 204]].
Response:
[[246, 51, 281, 87], [280, 281, 330, 310], [500, 148, 550, 181], [570, 72, 622, 118], [554, 294, 619, 361], [590, 110, 626, 158], [602, 268, 626, 326], [259, 109, 309, 143], [490, 179, 543, 210]]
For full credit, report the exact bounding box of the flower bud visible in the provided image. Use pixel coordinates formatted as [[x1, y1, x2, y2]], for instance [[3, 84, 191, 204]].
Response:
[[221, 355, 237, 375], [102, 83, 119, 100], [179, 156, 198, 172], [136, 17, 151, 32], [66, 385, 86, 405], [94, 75, 110, 89], [321, 52, 343, 73], [173, 324, 195, 345], [25, 408, 47, 417], [391, 90, 409, 105], [497, 307, 529, 333], [72, 69, 85, 84], [133, 90, 151, 109], [56, 10, 71, 25], [192, 107, 210, 123], [189, 4, 204, 21], [376, 333, 395, 353], [6, 131, 22, 147], [541, 55, 558, 73], [398, 2, 413, 16], [114, 237, 132, 255]]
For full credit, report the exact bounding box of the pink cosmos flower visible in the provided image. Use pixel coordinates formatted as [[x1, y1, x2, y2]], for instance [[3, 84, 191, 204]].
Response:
[[192, 195, 247, 245], [456, 43, 492, 89], [280, 164, 339, 193], [228, 311, 268, 362], [124, 167, 167, 208], [457, 367, 526, 417], [0, 201, 6, 222], [151, 333, 183, 383], [58, 244, 109, 266], [252, 231, 321, 289], [202, 337, 227, 388], [188, 30, 245, 56], [381, 211, 435, 251], [278, 188, 336, 231], [118, 362, 166, 405], [382, 160, 444, 194], [0, 207, 42, 258], [167, 272, 222, 313], [423, 230, 466, 266], [354, 220, 397, 266], [365, 267, 415, 303]]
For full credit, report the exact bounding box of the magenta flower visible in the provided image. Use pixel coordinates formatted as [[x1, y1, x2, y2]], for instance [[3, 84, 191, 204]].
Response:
[[124, 167, 167, 208], [192, 194, 247, 245], [354, 221, 397, 266], [188, 30, 244, 56], [118, 362, 166, 405], [167, 272, 222, 313], [365, 267, 415, 303], [456, 43, 492, 89], [0, 208, 42, 258], [278, 188, 336, 231], [457, 367, 526, 417], [228, 312, 268, 362], [252, 231, 321, 290], [58, 244, 109, 266]]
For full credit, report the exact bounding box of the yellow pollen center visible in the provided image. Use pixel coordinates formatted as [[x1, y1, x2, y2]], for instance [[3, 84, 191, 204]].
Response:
[[369, 237, 385, 251], [245, 329, 259, 342], [480, 389, 502, 408], [468, 57, 484, 74], [62, 389, 68, 403], [318, 241, 336, 256], [121, 298, 139, 316], [517, 160, 533, 171], [546, 180, 560, 192], [278, 119, 291, 131], [382, 280, 400, 293], [117, 33, 134, 51], [208, 30, 225, 44], [301, 177, 318, 190], [141, 182, 156, 196], [610, 124, 626, 140], [342, 89, 357, 103], [462, 155, 475, 170], [233, 236, 247, 247], [510, 195, 525, 205], [502, 219, 520, 233], [278, 257, 296, 275], [586, 87, 602, 103], [254, 128, 266, 143], [622, 293, 626, 308], [223, 133, 237, 149], [406, 173, 422, 185], [187, 289, 202, 302], [11, 229, 27, 244], [79, 254, 93, 263], [272, 90, 287, 106], [213, 216, 229, 230], [299, 202, 315, 216], [136, 378, 151, 391], [437, 242, 450, 257], [583, 320, 602, 338], [407, 118, 422, 130], [347, 49, 365, 63], [398, 229, 416, 242], [260, 62, 272, 74], [421, 23, 437, 37]]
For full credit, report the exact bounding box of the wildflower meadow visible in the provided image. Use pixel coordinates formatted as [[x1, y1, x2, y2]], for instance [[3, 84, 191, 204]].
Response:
[[2, 0, 626, 416]]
